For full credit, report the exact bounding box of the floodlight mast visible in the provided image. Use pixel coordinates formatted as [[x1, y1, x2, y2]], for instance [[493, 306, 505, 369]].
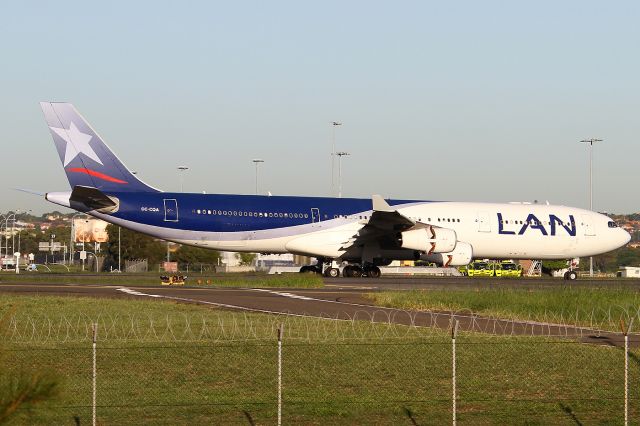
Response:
[[177, 166, 189, 192], [579, 138, 602, 278], [252, 159, 265, 195], [335, 151, 350, 198], [331, 122, 342, 196]]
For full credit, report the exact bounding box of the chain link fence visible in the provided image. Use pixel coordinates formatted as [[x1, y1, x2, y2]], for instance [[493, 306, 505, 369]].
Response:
[[3, 312, 639, 425]]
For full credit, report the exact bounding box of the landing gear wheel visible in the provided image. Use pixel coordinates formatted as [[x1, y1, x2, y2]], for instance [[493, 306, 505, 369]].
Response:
[[300, 265, 321, 274], [366, 266, 381, 279], [564, 270, 578, 280], [351, 266, 363, 278], [325, 267, 340, 278], [343, 265, 354, 278], [343, 265, 363, 278]]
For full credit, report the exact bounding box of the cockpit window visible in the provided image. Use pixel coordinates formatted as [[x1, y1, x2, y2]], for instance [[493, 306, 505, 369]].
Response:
[[608, 221, 619, 228]]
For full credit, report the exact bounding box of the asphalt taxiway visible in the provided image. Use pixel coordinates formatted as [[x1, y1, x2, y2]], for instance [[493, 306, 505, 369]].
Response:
[[1, 277, 637, 347]]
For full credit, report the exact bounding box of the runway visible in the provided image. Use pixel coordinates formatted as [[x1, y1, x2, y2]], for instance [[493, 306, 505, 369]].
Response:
[[1, 277, 637, 347]]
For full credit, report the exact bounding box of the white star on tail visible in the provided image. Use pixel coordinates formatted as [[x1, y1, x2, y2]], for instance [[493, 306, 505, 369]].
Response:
[[49, 121, 103, 166]]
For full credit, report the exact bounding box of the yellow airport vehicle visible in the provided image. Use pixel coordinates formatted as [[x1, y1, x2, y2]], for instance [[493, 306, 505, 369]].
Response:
[[493, 261, 523, 278], [461, 261, 494, 277], [160, 275, 187, 285]]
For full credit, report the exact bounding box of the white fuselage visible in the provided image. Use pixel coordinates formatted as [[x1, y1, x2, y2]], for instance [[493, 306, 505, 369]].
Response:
[[73, 198, 631, 262]]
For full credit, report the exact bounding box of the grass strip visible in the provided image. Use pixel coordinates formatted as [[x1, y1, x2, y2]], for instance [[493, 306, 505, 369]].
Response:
[[367, 287, 640, 331], [0, 272, 323, 288], [0, 294, 639, 424]]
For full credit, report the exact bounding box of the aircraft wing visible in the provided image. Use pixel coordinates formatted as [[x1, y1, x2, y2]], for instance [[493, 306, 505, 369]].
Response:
[[366, 195, 416, 231], [285, 196, 417, 258], [338, 195, 456, 257]]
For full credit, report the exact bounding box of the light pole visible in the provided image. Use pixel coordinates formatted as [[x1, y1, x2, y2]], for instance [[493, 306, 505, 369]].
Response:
[[16, 209, 31, 256], [335, 151, 350, 198], [331, 122, 342, 196], [82, 219, 89, 271], [0, 214, 5, 259], [3, 213, 16, 260], [580, 138, 602, 278], [252, 159, 264, 195], [118, 226, 121, 272], [177, 166, 189, 192]]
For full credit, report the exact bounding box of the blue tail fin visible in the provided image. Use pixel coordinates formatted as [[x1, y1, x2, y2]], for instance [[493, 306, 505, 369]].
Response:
[[40, 102, 159, 193]]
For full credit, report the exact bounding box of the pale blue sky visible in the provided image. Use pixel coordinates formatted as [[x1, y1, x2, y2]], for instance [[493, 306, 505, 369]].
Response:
[[1, 1, 638, 214]]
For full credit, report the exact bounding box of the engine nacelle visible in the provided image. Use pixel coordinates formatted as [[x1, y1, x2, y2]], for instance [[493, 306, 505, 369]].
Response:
[[397, 227, 456, 254], [421, 242, 473, 267]]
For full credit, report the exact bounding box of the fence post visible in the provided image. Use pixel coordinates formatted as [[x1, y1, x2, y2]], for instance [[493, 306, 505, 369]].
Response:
[[451, 319, 459, 426], [92, 323, 98, 426], [278, 323, 284, 426], [621, 319, 633, 426]]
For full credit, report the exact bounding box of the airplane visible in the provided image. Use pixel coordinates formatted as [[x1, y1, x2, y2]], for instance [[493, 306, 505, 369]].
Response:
[[40, 102, 631, 280]]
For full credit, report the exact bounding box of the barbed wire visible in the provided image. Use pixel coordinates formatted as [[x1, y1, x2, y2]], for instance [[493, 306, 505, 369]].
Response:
[[3, 307, 639, 344]]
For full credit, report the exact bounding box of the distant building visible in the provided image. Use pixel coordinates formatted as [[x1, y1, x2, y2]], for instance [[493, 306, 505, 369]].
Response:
[[256, 253, 294, 268], [221, 251, 240, 267], [618, 266, 640, 278]]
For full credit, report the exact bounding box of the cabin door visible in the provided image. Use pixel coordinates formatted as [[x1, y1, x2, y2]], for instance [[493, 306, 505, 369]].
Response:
[[582, 214, 595, 236], [477, 211, 491, 232], [164, 199, 179, 222], [311, 208, 321, 225]]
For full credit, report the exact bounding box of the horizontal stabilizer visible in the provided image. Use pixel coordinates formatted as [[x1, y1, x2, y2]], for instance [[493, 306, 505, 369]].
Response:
[[69, 185, 118, 212], [14, 188, 45, 196]]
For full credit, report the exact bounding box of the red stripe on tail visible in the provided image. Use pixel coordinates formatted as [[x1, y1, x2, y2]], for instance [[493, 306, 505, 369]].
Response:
[[67, 168, 128, 184]]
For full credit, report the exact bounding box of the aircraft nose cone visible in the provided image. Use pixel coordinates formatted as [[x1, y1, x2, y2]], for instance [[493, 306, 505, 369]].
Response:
[[622, 229, 632, 246]]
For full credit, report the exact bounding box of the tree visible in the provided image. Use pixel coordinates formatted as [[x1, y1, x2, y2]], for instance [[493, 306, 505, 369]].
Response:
[[105, 225, 166, 265], [541, 260, 569, 275], [173, 245, 221, 264], [235, 252, 256, 266]]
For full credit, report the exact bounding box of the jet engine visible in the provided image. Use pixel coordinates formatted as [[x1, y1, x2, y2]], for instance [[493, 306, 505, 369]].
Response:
[[397, 227, 456, 254], [421, 241, 473, 267]]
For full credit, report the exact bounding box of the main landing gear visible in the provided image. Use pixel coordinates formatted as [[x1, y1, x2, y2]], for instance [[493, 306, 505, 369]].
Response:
[[298, 261, 381, 278]]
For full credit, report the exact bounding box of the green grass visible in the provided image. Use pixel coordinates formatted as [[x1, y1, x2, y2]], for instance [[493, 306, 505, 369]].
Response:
[[367, 287, 640, 331], [0, 271, 323, 288], [1, 294, 639, 424]]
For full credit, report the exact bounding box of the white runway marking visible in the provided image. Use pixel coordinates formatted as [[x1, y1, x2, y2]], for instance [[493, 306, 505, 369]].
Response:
[[115, 287, 347, 321], [115, 286, 618, 337]]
